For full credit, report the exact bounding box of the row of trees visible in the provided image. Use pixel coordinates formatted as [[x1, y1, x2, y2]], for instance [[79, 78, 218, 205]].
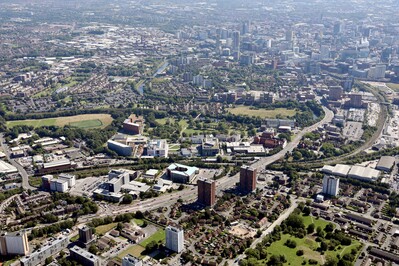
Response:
[[29, 219, 74, 240]]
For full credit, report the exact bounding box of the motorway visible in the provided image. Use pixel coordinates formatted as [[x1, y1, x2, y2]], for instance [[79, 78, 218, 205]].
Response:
[[0, 134, 35, 190]]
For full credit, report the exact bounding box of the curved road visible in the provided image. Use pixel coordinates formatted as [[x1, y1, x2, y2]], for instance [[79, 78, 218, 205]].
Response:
[[0, 134, 35, 190]]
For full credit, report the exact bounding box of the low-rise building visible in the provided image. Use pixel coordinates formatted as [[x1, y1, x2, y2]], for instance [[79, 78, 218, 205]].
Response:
[[146, 139, 168, 158], [201, 138, 220, 156], [166, 163, 199, 183], [39, 159, 76, 174], [376, 156, 396, 172], [122, 254, 143, 266], [107, 140, 133, 156]]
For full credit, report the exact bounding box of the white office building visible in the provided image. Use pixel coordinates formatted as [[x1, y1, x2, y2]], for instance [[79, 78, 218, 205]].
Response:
[[50, 179, 69, 193], [146, 139, 169, 158], [58, 173, 76, 188], [322, 175, 340, 197], [165, 226, 184, 253], [122, 254, 143, 266]]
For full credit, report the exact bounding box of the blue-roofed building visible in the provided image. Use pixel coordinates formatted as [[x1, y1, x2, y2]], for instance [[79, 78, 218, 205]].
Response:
[[166, 163, 199, 183]]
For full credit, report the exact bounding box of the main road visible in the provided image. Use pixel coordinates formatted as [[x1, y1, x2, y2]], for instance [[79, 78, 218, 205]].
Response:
[[0, 134, 35, 190], [91, 106, 334, 218]]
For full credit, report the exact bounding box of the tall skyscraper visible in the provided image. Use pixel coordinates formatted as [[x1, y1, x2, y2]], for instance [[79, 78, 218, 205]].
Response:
[[197, 178, 216, 206], [333, 22, 343, 35], [78, 226, 94, 245], [328, 86, 343, 101], [239, 165, 257, 192], [241, 21, 250, 35], [0, 231, 29, 256], [322, 175, 340, 197], [348, 93, 363, 108], [232, 31, 240, 51], [165, 226, 184, 253], [285, 30, 294, 42]]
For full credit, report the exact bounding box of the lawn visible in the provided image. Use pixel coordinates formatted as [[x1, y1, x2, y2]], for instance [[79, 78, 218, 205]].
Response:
[[169, 144, 181, 151], [133, 218, 145, 226], [156, 118, 175, 125], [139, 228, 165, 247], [29, 177, 42, 188], [6, 118, 57, 127], [325, 241, 362, 260], [266, 234, 322, 265], [227, 106, 298, 119], [69, 119, 103, 129], [386, 83, 399, 91], [95, 223, 117, 235], [70, 234, 79, 242], [7, 114, 113, 129], [301, 214, 331, 230], [117, 245, 145, 259]]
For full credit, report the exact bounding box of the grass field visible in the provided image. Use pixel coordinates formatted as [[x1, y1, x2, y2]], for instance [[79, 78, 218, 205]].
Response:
[[139, 229, 165, 247], [95, 223, 117, 235], [117, 245, 145, 259], [29, 177, 42, 188], [227, 106, 298, 119], [69, 119, 103, 129], [386, 83, 399, 91], [301, 214, 331, 230], [133, 218, 145, 227], [70, 234, 79, 242], [267, 234, 322, 264], [7, 114, 113, 129]]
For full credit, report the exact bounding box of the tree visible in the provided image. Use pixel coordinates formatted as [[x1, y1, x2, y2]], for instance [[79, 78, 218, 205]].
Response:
[[307, 223, 315, 234], [45, 256, 53, 264], [296, 250, 304, 256], [122, 194, 133, 204], [292, 151, 302, 160], [303, 206, 311, 216], [324, 223, 334, 233], [285, 214, 305, 229], [88, 245, 98, 255], [324, 255, 338, 266]]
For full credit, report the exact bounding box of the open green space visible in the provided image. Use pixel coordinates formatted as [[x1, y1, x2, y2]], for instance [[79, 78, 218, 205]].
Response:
[[266, 234, 322, 264], [95, 222, 117, 235], [386, 83, 399, 91], [301, 214, 331, 230], [117, 245, 145, 259], [133, 218, 145, 227], [265, 233, 361, 265], [7, 114, 113, 129], [70, 234, 79, 242], [7, 118, 57, 128], [29, 177, 42, 188], [169, 144, 181, 151], [139, 228, 165, 247], [69, 119, 103, 129], [227, 106, 298, 119]]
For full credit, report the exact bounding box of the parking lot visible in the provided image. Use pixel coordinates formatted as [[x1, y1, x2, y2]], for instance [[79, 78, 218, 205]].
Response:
[[70, 175, 108, 196], [343, 121, 364, 141]]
